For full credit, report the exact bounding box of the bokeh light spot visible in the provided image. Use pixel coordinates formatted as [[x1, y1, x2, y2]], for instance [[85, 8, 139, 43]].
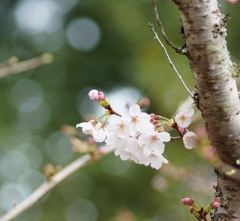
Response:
[[66, 17, 100, 51], [19, 170, 45, 192], [14, 0, 62, 34], [0, 183, 30, 211], [22, 144, 43, 170], [0, 151, 30, 181], [18, 101, 51, 130], [100, 155, 130, 176], [19, 97, 43, 113], [65, 199, 98, 221], [10, 79, 44, 110], [45, 132, 73, 164]]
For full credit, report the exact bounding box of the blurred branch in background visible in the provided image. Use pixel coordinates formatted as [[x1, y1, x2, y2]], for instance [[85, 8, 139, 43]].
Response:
[[0, 146, 114, 221], [0, 53, 53, 79]]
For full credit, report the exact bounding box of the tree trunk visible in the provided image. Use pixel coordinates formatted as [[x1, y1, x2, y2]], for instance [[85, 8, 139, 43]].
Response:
[[171, 0, 240, 220]]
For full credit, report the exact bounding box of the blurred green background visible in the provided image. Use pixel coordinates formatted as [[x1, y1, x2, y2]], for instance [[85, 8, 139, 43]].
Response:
[[0, 0, 239, 220]]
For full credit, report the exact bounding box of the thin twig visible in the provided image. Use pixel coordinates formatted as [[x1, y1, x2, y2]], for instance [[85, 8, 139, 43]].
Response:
[[151, 0, 183, 54], [149, 23, 193, 98], [0, 147, 114, 221], [0, 53, 54, 79]]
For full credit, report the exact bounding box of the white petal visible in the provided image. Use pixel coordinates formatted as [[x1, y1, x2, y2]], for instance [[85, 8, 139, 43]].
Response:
[[175, 108, 194, 128], [119, 153, 130, 161], [92, 129, 106, 142], [185, 108, 194, 117], [158, 154, 169, 164], [157, 132, 171, 142], [77, 122, 94, 134], [129, 104, 141, 116], [150, 154, 168, 170], [181, 118, 192, 128], [183, 131, 198, 149]]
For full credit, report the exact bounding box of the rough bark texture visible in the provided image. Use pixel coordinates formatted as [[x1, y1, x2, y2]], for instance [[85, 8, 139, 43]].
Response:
[[171, 0, 240, 220]]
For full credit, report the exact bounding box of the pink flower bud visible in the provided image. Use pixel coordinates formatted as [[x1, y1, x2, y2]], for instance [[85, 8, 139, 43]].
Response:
[[210, 197, 221, 209], [88, 90, 99, 100], [210, 201, 220, 209], [181, 197, 194, 206], [88, 89, 106, 101], [137, 97, 150, 108], [97, 91, 106, 101], [141, 97, 150, 106], [226, 0, 238, 3], [87, 137, 95, 145], [189, 206, 194, 214]]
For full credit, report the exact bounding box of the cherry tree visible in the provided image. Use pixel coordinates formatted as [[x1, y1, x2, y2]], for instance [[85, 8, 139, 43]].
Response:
[[1, 0, 240, 221]]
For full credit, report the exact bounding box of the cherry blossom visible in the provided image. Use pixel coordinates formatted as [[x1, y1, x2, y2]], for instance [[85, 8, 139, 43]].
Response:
[[183, 131, 198, 149], [77, 89, 199, 170], [124, 104, 154, 136], [139, 153, 168, 170], [76, 120, 95, 134], [138, 131, 171, 155], [77, 120, 106, 142], [106, 115, 129, 138], [175, 108, 194, 128], [114, 138, 140, 163]]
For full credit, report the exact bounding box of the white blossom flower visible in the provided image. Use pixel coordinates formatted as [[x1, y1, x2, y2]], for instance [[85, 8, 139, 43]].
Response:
[[115, 146, 139, 163], [175, 108, 194, 128], [76, 120, 95, 134], [103, 106, 171, 170], [106, 115, 129, 138], [124, 104, 154, 136], [183, 131, 198, 149], [92, 122, 107, 142], [115, 137, 147, 164], [139, 153, 168, 170], [138, 131, 171, 155], [76, 121, 106, 142]]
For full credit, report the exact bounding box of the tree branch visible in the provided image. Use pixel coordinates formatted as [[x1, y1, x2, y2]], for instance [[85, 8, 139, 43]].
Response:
[[0, 53, 53, 79], [0, 148, 113, 221], [173, 0, 240, 165], [150, 0, 184, 54], [148, 23, 193, 97], [170, 0, 240, 219]]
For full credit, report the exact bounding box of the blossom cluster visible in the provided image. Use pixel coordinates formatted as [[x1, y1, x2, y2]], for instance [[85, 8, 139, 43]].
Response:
[[76, 89, 198, 170]]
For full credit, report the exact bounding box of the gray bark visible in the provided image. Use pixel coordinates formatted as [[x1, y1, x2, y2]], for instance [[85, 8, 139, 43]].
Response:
[[171, 0, 240, 220]]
